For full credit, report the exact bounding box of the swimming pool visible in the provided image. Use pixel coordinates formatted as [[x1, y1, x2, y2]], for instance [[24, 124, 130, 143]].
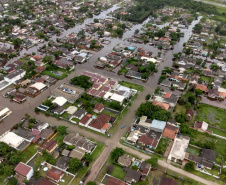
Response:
[[128, 46, 136, 51], [133, 161, 139, 166]]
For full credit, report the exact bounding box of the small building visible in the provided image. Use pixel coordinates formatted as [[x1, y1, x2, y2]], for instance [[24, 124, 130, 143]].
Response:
[[195, 84, 208, 93], [162, 124, 179, 140], [14, 162, 34, 180], [194, 121, 208, 132], [93, 103, 104, 113], [185, 109, 194, 120], [124, 167, 142, 184], [118, 154, 133, 167], [106, 177, 126, 185], [0, 107, 12, 121], [47, 168, 64, 183], [150, 119, 166, 132], [160, 177, 177, 185], [152, 100, 170, 110], [40, 140, 58, 153]]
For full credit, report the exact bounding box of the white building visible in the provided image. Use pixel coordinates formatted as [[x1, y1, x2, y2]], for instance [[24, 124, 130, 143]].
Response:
[[4, 69, 25, 83], [0, 107, 12, 121], [14, 162, 34, 180]]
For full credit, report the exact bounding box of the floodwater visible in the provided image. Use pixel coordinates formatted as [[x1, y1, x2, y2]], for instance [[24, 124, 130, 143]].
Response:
[[5, 3, 203, 87]]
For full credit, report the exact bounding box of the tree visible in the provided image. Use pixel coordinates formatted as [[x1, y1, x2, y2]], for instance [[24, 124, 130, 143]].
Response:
[[84, 154, 93, 165], [193, 23, 203, 33], [12, 38, 22, 48], [94, 19, 99, 23], [4, 165, 13, 176], [132, 165, 138, 170], [146, 157, 158, 169], [87, 182, 97, 185], [42, 55, 53, 64], [175, 113, 187, 123], [145, 94, 151, 100], [110, 148, 125, 161], [107, 165, 114, 173], [195, 89, 203, 96], [9, 153, 21, 165], [49, 25, 55, 31], [134, 29, 139, 34], [184, 161, 195, 172], [8, 177, 17, 185], [68, 158, 82, 173], [70, 75, 93, 90], [57, 126, 67, 135]]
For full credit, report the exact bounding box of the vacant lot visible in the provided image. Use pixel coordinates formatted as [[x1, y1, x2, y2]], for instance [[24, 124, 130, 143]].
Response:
[[196, 104, 226, 130]]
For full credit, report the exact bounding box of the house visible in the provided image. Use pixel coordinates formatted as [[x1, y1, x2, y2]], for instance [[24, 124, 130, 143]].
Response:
[[202, 69, 213, 76], [152, 100, 170, 110], [29, 177, 54, 185], [47, 168, 64, 183], [93, 103, 104, 113], [0, 107, 12, 121], [208, 89, 219, 99], [118, 154, 133, 167], [4, 69, 25, 83], [87, 114, 111, 133], [79, 114, 92, 126], [138, 135, 158, 149], [139, 161, 151, 177], [39, 128, 54, 140], [168, 135, 190, 162], [124, 167, 142, 183], [73, 108, 87, 120], [40, 139, 58, 153], [162, 124, 179, 140], [194, 121, 208, 132], [127, 131, 139, 143], [56, 156, 70, 170], [195, 84, 208, 93], [106, 177, 126, 185], [150, 119, 166, 132], [61, 149, 70, 156], [160, 177, 177, 185], [185, 109, 194, 120], [69, 148, 86, 160], [201, 149, 217, 164], [14, 162, 34, 180]]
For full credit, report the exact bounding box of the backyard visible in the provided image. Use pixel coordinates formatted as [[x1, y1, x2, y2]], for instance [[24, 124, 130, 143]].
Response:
[[18, 143, 39, 163], [118, 81, 144, 92]]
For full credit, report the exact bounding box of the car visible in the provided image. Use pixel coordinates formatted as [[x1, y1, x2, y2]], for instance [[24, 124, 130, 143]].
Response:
[[121, 125, 126, 129]]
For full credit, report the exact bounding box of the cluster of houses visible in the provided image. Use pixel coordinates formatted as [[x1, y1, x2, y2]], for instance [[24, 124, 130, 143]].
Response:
[[127, 117, 179, 150]]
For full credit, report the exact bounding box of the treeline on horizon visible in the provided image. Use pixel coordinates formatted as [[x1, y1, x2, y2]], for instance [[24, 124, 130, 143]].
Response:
[[116, 0, 221, 22]]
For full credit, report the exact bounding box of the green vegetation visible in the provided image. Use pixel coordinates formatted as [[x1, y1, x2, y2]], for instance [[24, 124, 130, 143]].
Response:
[[110, 165, 126, 180], [118, 81, 144, 92], [186, 146, 201, 156], [208, 127, 226, 137], [18, 143, 38, 163], [155, 138, 171, 155], [196, 104, 226, 130], [70, 75, 93, 90], [184, 161, 195, 172], [136, 102, 171, 121]]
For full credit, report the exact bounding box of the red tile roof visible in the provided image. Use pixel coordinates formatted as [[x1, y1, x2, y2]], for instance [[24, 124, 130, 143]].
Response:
[[106, 177, 126, 185], [152, 100, 170, 110], [195, 84, 208, 92], [14, 162, 32, 177], [79, 114, 91, 125], [93, 103, 104, 112], [162, 124, 179, 140], [138, 135, 158, 147], [47, 168, 63, 181], [164, 92, 172, 98], [41, 140, 58, 152]]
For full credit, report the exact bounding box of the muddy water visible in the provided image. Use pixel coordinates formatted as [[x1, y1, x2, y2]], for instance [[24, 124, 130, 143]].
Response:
[[6, 5, 202, 88]]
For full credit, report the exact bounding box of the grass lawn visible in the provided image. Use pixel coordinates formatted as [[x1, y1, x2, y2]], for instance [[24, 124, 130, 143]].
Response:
[[27, 153, 46, 169], [42, 69, 68, 80], [186, 146, 201, 156], [118, 81, 144, 92], [62, 112, 70, 119], [53, 133, 64, 145], [71, 142, 105, 184], [200, 76, 214, 83], [71, 117, 80, 123], [109, 165, 126, 180], [196, 104, 226, 130], [59, 174, 74, 185], [102, 110, 119, 118], [18, 143, 39, 163], [208, 127, 226, 137], [155, 137, 171, 155]]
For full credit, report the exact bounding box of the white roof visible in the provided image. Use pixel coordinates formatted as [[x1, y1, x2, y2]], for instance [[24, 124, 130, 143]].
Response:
[[110, 93, 125, 103], [168, 136, 190, 161], [141, 56, 157, 63], [30, 82, 47, 91], [52, 96, 67, 106], [201, 121, 208, 131], [218, 87, 226, 93], [0, 132, 24, 148], [0, 107, 11, 117], [66, 106, 78, 114], [103, 92, 113, 100]]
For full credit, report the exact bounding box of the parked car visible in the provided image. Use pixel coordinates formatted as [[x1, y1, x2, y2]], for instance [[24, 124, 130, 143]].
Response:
[[121, 125, 126, 129]]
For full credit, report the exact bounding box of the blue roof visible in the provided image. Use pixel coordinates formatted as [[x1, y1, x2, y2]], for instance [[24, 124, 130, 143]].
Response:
[[151, 119, 166, 130]]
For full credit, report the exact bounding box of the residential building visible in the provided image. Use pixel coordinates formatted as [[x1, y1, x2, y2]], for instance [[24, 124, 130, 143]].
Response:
[[14, 162, 34, 180]]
